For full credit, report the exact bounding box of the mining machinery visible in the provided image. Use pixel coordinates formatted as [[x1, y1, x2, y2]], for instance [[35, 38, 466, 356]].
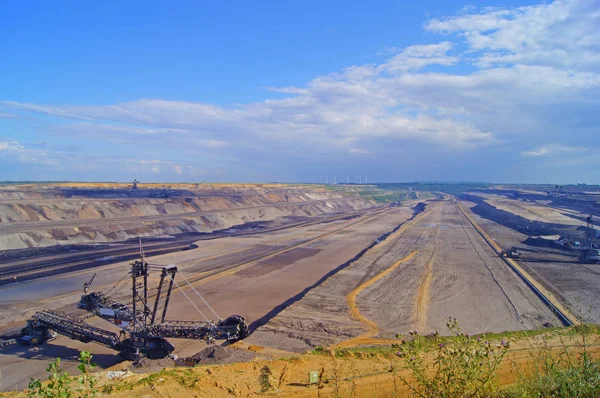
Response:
[[582, 215, 600, 263], [22, 253, 248, 361]]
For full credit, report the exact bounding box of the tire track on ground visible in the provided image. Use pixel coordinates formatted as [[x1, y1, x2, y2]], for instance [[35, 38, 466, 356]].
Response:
[[157, 207, 395, 292], [331, 251, 418, 349], [413, 205, 442, 331], [455, 200, 579, 326], [449, 203, 524, 326], [415, 252, 435, 331]]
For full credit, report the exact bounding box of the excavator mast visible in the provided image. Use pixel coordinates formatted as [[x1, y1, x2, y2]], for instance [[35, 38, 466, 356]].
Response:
[[22, 245, 248, 361]]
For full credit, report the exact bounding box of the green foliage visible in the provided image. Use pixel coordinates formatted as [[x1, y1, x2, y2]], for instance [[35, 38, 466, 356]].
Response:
[[28, 358, 72, 398], [259, 365, 273, 393], [76, 352, 97, 398], [376, 182, 490, 195], [502, 327, 600, 397], [393, 318, 509, 398], [27, 352, 98, 398], [178, 369, 200, 388]]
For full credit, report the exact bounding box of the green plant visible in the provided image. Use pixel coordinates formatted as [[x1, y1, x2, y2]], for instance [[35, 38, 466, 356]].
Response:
[[178, 368, 200, 388], [259, 365, 273, 393], [503, 326, 600, 397], [393, 318, 509, 398], [27, 352, 98, 398], [76, 352, 97, 398], [28, 358, 72, 398]]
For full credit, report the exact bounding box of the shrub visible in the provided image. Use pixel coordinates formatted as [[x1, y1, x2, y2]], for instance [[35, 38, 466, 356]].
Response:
[[76, 351, 97, 398], [28, 358, 72, 398], [259, 365, 273, 393], [27, 352, 98, 398], [503, 326, 600, 397], [393, 318, 509, 398]]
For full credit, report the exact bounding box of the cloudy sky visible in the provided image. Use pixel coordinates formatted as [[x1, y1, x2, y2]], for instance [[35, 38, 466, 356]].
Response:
[[1, 0, 599, 183]]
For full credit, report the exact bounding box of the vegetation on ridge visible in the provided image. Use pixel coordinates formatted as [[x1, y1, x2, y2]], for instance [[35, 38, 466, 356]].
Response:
[[17, 322, 600, 398]]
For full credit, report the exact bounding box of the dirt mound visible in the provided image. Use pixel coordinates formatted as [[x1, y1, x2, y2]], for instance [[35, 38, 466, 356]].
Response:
[[131, 357, 176, 373], [178, 345, 259, 366]]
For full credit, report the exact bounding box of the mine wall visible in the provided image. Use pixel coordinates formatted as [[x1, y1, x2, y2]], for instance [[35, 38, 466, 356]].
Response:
[[474, 189, 600, 217], [460, 193, 576, 239], [0, 188, 377, 250]]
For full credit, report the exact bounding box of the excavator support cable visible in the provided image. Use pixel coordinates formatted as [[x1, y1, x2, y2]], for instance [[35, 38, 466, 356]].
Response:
[[170, 275, 210, 322], [178, 270, 221, 320]]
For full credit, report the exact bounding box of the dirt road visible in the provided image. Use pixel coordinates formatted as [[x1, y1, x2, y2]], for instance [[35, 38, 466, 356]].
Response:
[[250, 199, 558, 352], [459, 197, 600, 324]]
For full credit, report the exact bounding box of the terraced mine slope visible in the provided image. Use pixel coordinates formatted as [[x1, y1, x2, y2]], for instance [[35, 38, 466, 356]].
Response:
[[459, 189, 600, 323], [0, 184, 376, 249]]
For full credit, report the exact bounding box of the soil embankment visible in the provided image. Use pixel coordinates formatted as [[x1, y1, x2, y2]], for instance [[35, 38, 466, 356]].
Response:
[[0, 186, 376, 250], [461, 193, 578, 238]]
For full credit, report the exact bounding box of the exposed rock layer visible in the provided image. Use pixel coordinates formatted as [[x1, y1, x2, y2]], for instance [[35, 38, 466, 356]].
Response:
[[0, 186, 375, 249]]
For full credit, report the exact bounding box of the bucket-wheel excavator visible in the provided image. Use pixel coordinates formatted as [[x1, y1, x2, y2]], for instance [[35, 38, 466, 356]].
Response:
[[21, 249, 248, 361]]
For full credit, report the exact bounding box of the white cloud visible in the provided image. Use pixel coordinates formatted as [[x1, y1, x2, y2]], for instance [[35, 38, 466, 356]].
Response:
[[521, 147, 550, 157], [379, 42, 459, 73], [521, 144, 588, 157], [425, 0, 600, 71], [0, 141, 58, 166], [349, 148, 372, 155], [0, 141, 201, 178], [2, 0, 600, 182]]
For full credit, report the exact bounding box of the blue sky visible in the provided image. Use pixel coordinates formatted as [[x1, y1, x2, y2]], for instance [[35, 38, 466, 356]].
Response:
[[1, 0, 599, 183]]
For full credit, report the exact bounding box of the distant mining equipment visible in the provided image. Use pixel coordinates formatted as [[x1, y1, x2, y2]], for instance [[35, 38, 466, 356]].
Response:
[[21, 246, 248, 361], [581, 215, 600, 264], [504, 215, 600, 264]]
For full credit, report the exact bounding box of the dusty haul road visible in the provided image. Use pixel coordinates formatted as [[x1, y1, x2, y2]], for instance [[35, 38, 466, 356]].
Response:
[[249, 199, 559, 351], [460, 192, 600, 324], [0, 204, 417, 392]]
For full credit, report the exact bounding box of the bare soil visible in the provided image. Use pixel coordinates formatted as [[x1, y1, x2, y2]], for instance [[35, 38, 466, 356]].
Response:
[[0, 186, 375, 249], [248, 200, 558, 352], [460, 193, 600, 323], [0, 204, 413, 391]]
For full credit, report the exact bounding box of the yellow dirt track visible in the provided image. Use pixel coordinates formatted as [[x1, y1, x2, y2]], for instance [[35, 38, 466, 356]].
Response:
[[332, 251, 418, 349]]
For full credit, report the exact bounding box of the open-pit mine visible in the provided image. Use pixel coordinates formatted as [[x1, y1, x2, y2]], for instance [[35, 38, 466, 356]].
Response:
[[1, 182, 599, 393]]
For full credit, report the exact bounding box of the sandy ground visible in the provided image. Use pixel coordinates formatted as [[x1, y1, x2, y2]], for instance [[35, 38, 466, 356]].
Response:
[[460, 199, 600, 324], [0, 205, 414, 392], [471, 193, 586, 227], [0, 198, 367, 234], [0, 185, 378, 250], [6, 329, 600, 397], [248, 200, 558, 353]]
